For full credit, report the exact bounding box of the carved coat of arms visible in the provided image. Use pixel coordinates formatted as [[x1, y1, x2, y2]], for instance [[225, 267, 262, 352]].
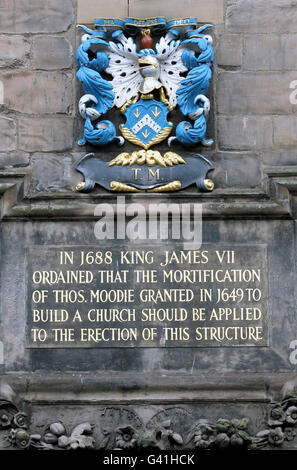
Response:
[[75, 17, 215, 193]]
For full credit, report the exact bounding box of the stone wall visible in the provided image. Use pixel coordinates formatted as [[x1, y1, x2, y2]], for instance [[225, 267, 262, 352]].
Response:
[[1, 0, 297, 453]]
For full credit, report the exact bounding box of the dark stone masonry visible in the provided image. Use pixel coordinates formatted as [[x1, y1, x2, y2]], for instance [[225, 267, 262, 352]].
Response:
[[0, 0, 297, 456]]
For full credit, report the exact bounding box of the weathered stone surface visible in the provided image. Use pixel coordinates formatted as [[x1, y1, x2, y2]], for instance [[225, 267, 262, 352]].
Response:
[[77, 0, 224, 24], [1, 71, 72, 114], [18, 117, 73, 152], [128, 0, 224, 23], [0, 0, 74, 33], [0, 116, 16, 151], [217, 72, 297, 115], [1, 219, 293, 373], [2, 0, 297, 454], [244, 34, 297, 70], [216, 34, 242, 67], [262, 149, 297, 166], [0, 152, 29, 169], [77, 0, 128, 24], [226, 0, 297, 33], [31, 153, 81, 191], [218, 116, 273, 150], [209, 151, 261, 188], [32, 36, 73, 70], [0, 35, 29, 65], [273, 116, 297, 147]]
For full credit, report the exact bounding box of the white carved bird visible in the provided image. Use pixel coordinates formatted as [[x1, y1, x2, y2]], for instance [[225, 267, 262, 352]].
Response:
[[105, 30, 188, 109]]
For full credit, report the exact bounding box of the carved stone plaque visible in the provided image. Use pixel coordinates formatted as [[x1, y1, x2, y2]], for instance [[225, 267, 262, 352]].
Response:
[[26, 244, 268, 348]]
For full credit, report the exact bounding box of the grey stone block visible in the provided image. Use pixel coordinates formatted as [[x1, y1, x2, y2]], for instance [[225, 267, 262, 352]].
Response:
[[32, 36, 73, 70], [0, 152, 29, 169], [0, 116, 16, 151], [262, 149, 297, 166], [0, 35, 29, 66], [218, 116, 273, 150], [0, 0, 74, 33], [1, 71, 73, 114], [216, 34, 242, 67], [77, 0, 128, 24], [18, 117, 73, 152], [217, 71, 297, 115], [31, 153, 81, 192], [244, 35, 297, 70], [226, 0, 297, 33], [273, 116, 297, 147], [129, 0, 224, 23], [211, 152, 261, 188]]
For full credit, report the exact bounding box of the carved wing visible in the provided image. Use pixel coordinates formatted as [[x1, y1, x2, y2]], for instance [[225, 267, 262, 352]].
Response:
[[76, 37, 114, 117], [176, 65, 212, 116], [106, 36, 143, 109], [156, 35, 188, 108], [176, 34, 214, 116]]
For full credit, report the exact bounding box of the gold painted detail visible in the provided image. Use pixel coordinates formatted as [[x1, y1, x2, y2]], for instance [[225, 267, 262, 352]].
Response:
[[140, 93, 154, 100], [110, 180, 181, 193], [76, 182, 85, 192], [142, 129, 150, 140], [152, 107, 161, 119], [204, 178, 215, 191], [109, 150, 186, 168], [141, 28, 151, 38], [147, 181, 182, 192], [160, 86, 174, 112], [119, 125, 173, 149], [120, 93, 140, 114], [110, 181, 141, 192]]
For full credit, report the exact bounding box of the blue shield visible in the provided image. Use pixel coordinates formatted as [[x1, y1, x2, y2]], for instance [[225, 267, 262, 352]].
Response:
[[120, 99, 173, 149]]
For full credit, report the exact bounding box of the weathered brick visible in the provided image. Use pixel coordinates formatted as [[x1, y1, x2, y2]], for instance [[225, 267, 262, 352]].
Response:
[[217, 72, 297, 115], [0, 35, 28, 65], [0, 153, 29, 169], [244, 35, 297, 70], [18, 117, 73, 152], [211, 152, 261, 188], [216, 34, 242, 67], [77, 0, 128, 24], [262, 150, 297, 166], [32, 36, 73, 70], [226, 0, 297, 33], [273, 116, 297, 147], [0, 0, 74, 33], [129, 0, 224, 23], [0, 116, 16, 151], [218, 116, 273, 150], [1, 71, 72, 114]]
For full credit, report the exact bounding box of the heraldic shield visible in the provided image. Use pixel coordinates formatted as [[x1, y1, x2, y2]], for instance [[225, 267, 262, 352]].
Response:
[[120, 99, 173, 150]]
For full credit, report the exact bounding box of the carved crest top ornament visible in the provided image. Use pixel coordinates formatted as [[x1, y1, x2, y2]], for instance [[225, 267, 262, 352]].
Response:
[[75, 17, 215, 193]]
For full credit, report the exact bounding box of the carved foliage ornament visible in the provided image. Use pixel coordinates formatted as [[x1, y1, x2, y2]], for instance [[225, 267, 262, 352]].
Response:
[[1, 384, 297, 450], [75, 17, 215, 193]]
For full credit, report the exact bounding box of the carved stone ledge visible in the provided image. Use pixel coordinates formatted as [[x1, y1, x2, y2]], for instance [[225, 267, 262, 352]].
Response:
[[1, 377, 297, 450], [0, 167, 297, 220], [4, 372, 296, 405]]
